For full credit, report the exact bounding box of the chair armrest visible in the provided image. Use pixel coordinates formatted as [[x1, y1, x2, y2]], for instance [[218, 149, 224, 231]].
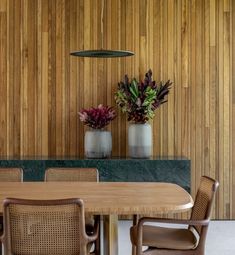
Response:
[[138, 217, 210, 227], [86, 215, 100, 243], [134, 217, 209, 254]]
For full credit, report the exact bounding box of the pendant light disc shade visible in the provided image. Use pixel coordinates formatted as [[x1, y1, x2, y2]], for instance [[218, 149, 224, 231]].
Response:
[[70, 49, 134, 58]]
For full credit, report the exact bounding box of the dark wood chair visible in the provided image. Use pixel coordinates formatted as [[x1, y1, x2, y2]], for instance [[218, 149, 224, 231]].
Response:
[[44, 167, 100, 255], [0, 168, 23, 255], [0, 198, 99, 255], [130, 176, 219, 255]]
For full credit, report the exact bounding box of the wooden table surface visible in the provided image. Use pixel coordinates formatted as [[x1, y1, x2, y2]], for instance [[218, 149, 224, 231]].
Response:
[[0, 182, 193, 214]]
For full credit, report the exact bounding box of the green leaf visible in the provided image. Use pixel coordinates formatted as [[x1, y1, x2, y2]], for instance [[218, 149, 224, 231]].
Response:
[[129, 79, 139, 99]]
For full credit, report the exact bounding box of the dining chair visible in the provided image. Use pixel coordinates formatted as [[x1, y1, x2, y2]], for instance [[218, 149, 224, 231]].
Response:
[[0, 168, 23, 182], [44, 167, 100, 255], [0, 168, 23, 255], [44, 167, 99, 182], [130, 176, 219, 255], [0, 198, 99, 255]]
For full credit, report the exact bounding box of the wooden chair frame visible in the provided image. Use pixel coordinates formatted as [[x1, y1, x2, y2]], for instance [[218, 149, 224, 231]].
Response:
[[0, 198, 99, 255], [44, 168, 99, 182], [132, 176, 219, 255], [0, 168, 23, 255], [44, 167, 100, 255], [0, 168, 23, 182]]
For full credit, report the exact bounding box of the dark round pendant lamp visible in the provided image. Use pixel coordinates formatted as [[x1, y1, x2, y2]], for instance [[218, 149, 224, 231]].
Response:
[[70, 49, 134, 58], [70, 0, 134, 58]]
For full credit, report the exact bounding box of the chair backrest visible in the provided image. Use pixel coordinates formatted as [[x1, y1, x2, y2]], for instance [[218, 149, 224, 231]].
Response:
[[44, 168, 99, 182], [190, 176, 219, 234], [0, 168, 23, 182], [2, 198, 88, 255]]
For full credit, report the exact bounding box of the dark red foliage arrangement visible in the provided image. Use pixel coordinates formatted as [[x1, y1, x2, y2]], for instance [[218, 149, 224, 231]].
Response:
[[78, 104, 116, 129], [115, 69, 172, 123]]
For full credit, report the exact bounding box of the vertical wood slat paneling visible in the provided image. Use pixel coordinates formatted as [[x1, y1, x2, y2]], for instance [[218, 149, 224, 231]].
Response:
[[0, 0, 234, 219], [41, 0, 49, 156], [0, 6, 7, 155], [181, 0, 189, 157], [27, 0, 36, 155], [175, 0, 182, 158], [37, 0, 42, 156], [190, 0, 196, 198], [232, 0, 235, 219], [48, 0, 56, 156], [204, 0, 210, 178], [69, 0, 77, 156], [209, 0, 217, 217], [223, 8, 231, 219], [14, 0, 22, 156]]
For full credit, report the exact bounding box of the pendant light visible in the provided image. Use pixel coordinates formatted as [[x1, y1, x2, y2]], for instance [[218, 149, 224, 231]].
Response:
[[70, 0, 134, 58]]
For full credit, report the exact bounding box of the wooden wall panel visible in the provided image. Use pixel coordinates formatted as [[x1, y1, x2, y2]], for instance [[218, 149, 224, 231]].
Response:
[[0, 0, 234, 219]]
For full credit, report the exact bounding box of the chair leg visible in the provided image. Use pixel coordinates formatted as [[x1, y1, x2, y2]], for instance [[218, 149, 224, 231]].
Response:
[[132, 245, 136, 255], [133, 214, 139, 226], [0, 217, 2, 255], [94, 231, 100, 255]]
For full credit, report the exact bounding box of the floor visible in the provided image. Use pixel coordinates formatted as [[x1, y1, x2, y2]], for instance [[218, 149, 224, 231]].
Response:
[[1, 220, 234, 255], [116, 220, 235, 255]]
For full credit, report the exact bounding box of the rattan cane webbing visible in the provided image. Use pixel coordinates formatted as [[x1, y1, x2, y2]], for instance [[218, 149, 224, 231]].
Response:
[[190, 176, 215, 234], [7, 203, 81, 255], [45, 168, 98, 182], [44, 168, 99, 255], [0, 168, 23, 182], [0, 168, 23, 241]]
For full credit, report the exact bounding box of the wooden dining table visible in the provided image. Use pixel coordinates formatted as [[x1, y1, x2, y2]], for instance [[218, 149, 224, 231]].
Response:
[[0, 182, 193, 255]]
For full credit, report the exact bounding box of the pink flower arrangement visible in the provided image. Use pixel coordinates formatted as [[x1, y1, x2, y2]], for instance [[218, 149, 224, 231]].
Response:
[[78, 104, 116, 129]]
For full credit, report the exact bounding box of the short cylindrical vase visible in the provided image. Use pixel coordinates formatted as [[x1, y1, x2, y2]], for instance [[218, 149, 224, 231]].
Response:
[[85, 129, 112, 158], [128, 123, 152, 158]]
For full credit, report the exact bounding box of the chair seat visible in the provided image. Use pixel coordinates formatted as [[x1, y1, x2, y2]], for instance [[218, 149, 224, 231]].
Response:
[[130, 225, 198, 250]]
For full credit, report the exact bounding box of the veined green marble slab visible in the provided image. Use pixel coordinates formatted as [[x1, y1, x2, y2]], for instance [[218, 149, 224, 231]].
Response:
[[0, 157, 190, 192]]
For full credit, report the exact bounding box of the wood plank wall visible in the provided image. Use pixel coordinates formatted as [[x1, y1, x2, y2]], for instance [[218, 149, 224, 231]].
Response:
[[0, 0, 234, 219]]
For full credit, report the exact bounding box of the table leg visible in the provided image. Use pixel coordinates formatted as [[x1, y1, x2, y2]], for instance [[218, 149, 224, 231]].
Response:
[[103, 215, 118, 255]]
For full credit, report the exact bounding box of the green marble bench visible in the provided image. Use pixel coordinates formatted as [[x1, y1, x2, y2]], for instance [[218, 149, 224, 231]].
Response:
[[0, 157, 190, 192]]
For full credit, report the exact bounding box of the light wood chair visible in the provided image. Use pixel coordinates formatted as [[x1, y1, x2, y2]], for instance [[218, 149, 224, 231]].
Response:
[[0, 168, 23, 182], [0, 168, 23, 255], [0, 198, 99, 255], [45, 167, 99, 182], [130, 176, 219, 255], [44, 167, 100, 255]]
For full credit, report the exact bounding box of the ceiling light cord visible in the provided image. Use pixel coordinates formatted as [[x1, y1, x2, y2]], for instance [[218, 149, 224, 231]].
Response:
[[70, 0, 134, 58]]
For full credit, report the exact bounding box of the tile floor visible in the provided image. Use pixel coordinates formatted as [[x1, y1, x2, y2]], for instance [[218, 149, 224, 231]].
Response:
[[116, 220, 235, 255]]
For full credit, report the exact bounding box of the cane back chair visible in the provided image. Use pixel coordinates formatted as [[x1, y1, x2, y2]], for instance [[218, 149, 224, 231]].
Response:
[[45, 168, 99, 182], [0, 168, 23, 182], [44, 168, 100, 255], [0, 198, 99, 255], [130, 176, 219, 255], [0, 168, 23, 255]]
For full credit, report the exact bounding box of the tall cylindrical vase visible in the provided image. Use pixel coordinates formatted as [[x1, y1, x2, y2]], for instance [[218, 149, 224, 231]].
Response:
[[85, 129, 112, 158], [128, 123, 152, 158]]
